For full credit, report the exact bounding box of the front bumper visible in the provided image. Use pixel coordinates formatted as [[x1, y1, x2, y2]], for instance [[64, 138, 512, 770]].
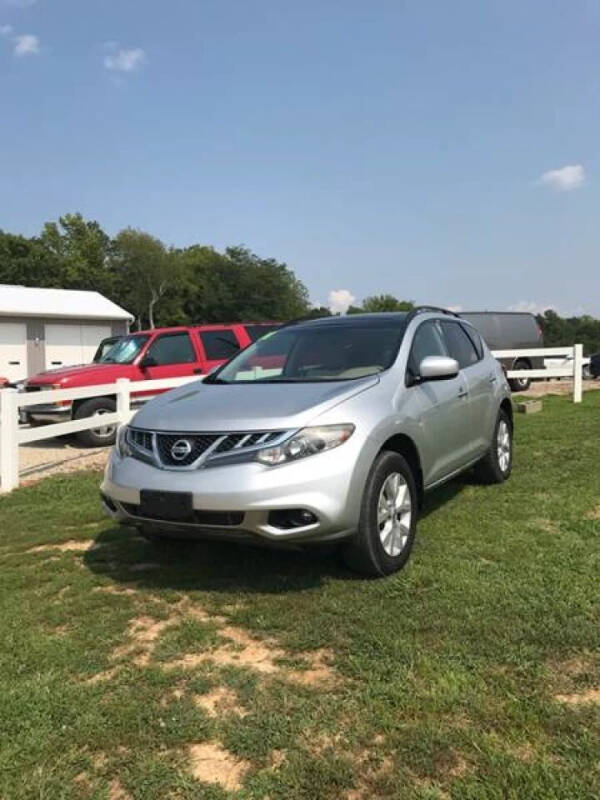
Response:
[[21, 404, 72, 424], [101, 436, 371, 545]]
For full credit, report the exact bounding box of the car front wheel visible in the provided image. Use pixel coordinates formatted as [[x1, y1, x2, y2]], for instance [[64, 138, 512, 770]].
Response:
[[342, 451, 417, 577]]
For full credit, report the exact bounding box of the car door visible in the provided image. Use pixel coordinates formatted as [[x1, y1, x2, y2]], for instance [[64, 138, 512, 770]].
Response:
[[196, 328, 244, 374], [403, 319, 471, 486], [440, 320, 492, 460], [139, 331, 200, 382]]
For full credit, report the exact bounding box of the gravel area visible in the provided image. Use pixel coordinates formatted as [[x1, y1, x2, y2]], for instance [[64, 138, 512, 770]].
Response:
[[19, 435, 110, 480], [521, 379, 600, 397]]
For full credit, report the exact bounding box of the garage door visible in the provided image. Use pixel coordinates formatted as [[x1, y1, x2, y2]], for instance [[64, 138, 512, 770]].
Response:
[[0, 322, 28, 382], [45, 324, 112, 369]]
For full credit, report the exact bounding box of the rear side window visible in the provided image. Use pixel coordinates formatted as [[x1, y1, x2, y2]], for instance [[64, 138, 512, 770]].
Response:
[[462, 324, 484, 359], [146, 332, 195, 365], [408, 321, 448, 375], [245, 324, 281, 342], [441, 322, 479, 369], [200, 329, 241, 360]]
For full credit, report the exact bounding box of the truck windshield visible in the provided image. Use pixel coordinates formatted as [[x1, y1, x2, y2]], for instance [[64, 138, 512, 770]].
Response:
[[208, 324, 404, 383], [101, 335, 150, 364]]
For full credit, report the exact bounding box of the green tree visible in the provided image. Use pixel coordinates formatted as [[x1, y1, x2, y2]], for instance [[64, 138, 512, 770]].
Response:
[[38, 213, 114, 294], [112, 229, 179, 329], [361, 294, 414, 313]]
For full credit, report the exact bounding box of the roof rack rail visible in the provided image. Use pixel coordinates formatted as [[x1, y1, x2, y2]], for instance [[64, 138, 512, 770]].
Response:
[[404, 305, 460, 324]]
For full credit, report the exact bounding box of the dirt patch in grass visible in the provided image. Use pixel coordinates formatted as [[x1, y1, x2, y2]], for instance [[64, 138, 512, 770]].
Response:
[[187, 741, 250, 791], [285, 648, 339, 688], [164, 623, 340, 686], [93, 586, 139, 596], [194, 686, 247, 717], [555, 688, 600, 705], [113, 615, 171, 667], [86, 667, 118, 685], [108, 778, 133, 800], [28, 539, 92, 553], [585, 506, 600, 520]]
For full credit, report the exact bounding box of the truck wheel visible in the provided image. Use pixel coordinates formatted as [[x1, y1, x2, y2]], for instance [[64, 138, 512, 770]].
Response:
[[508, 359, 531, 392], [473, 409, 513, 484], [341, 451, 417, 577], [74, 398, 117, 447]]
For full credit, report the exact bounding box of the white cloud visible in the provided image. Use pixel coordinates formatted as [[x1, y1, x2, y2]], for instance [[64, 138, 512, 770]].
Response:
[[0, 24, 13, 35], [104, 46, 146, 73], [508, 301, 555, 315], [328, 289, 356, 315], [13, 32, 39, 55], [539, 164, 585, 192]]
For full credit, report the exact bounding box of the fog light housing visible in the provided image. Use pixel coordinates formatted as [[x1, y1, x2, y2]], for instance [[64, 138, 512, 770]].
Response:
[[268, 508, 319, 530]]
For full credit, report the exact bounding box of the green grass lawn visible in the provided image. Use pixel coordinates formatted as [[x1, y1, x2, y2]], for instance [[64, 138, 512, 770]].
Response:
[[1, 394, 600, 800]]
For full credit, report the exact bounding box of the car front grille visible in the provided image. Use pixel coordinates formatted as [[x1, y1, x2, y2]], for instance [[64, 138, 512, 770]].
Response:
[[127, 427, 286, 469]]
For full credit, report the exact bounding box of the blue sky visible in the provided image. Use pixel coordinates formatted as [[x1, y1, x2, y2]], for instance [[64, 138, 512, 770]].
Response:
[[1, 0, 599, 315]]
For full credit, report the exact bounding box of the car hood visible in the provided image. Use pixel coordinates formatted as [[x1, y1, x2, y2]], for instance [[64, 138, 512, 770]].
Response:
[[26, 363, 132, 385], [131, 376, 380, 432]]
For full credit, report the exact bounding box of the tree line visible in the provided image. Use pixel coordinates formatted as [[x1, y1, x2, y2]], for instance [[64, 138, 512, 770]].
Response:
[[0, 214, 310, 329], [536, 310, 600, 356], [1, 214, 598, 353]]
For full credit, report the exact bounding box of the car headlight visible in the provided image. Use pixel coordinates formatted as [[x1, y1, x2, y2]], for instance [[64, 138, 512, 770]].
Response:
[[115, 425, 132, 458], [256, 424, 355, 466]]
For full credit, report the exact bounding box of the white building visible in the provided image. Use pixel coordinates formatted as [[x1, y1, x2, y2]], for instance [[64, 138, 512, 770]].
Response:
[[0, 285, 132, 381]]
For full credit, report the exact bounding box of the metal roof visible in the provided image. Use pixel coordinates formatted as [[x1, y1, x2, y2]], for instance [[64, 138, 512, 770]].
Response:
[[0, 285, 133, 321]]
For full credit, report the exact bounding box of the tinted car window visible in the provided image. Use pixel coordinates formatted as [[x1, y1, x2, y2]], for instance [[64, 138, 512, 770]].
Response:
[[441, 321, 479, 369], [147, 333, 195, 365], [200, 329, 241, 360], [212, 324, 403, 383], [408, 321, 448, 375], [461, 324, 484, 359], [245, 324, 281, 342]]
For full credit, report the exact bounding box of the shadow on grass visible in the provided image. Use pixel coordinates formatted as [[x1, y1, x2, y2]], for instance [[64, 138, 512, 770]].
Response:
[[83, 476, 468, 593], [83, 525, 354, 594]]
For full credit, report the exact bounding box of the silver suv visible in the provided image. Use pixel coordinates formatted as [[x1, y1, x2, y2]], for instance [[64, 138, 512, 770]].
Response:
[[101, 308, 513, 576]]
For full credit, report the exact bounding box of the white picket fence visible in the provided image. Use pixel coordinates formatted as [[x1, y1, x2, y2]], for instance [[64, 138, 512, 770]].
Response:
[[0, 376, 197, 494], [0, 344, 587, 494], [492, 344, 584, 404]]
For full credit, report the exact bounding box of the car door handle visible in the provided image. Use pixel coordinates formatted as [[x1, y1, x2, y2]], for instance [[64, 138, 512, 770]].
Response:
[[489, 373, 497, 383], [193, 368, 204, 375], [457, 388, 468, 399]]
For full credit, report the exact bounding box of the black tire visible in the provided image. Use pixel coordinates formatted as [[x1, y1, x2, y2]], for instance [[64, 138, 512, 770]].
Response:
[[473, 408, 513, 484], [342, 451, 418, 577], [508, 359, 531, 392], [73, 397, 117, 447]]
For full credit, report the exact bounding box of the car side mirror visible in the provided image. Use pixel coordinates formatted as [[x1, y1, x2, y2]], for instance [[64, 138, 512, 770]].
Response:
[[419, 355, 459, 381], [139, 354, 158, 369]]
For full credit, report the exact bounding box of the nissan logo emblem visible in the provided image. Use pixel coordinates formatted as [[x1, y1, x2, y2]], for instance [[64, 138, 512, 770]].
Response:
[[170, 439, 193, 461]]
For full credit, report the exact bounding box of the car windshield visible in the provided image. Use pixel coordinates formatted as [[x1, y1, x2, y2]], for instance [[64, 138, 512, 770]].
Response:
[[208, 323, 405, 383], [100, 334, 150, 364]]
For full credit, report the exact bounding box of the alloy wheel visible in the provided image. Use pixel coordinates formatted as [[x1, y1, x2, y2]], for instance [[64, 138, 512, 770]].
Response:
[[377, 472, 413, 557]]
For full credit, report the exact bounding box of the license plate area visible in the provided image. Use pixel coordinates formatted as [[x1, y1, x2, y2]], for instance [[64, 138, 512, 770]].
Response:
[[139, 490, 193, 521]]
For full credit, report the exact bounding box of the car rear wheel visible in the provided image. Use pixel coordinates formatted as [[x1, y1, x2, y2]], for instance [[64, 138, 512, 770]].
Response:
[[74, 398, 117, 447], [473, 408, 513, 484], [508, 359, 531, 392], [342, 451, 417, 577]]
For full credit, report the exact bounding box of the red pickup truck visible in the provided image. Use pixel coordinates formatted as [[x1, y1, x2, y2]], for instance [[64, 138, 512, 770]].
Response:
[[23, 322, 279, 446]]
